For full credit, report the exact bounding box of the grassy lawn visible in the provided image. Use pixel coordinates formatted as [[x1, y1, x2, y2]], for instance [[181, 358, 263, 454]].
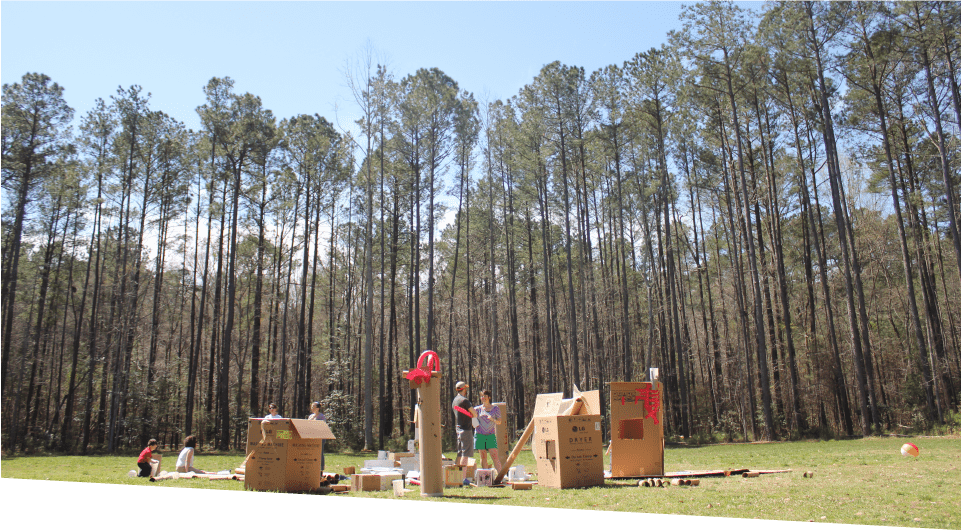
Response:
[[2, 436, 958, 528]]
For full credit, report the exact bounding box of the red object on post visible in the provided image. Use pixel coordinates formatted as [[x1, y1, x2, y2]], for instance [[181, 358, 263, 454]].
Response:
[[405, 350, 441, 386]]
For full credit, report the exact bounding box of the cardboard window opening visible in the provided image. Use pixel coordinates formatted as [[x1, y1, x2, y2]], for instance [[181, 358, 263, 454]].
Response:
[[618, 418, 645, 440], [545, 439, 556, 459]]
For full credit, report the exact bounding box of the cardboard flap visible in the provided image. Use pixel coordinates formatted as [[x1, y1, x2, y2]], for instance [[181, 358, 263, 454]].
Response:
[[556, 398, 580, 416], [574, 389, 601, 415], [289, 419, 336, 440], [533, 389, 601, 417], [533, 393, 564, 417]]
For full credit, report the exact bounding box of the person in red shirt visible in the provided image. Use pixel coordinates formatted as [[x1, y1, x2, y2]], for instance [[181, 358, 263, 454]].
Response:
[[137, 439, 162, 478]]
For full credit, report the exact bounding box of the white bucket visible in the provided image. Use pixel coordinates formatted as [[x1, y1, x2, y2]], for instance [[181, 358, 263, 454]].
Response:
[[508, 465, 527, 481]]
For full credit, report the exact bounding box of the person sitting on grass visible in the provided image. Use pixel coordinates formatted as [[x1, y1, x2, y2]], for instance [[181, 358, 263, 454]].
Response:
[[175, 435, 206, 474], [137, 439, 162, 478]]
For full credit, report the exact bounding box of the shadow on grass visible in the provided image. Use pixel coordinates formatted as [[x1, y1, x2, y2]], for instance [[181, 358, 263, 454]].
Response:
[[438, 495, 506, 500]]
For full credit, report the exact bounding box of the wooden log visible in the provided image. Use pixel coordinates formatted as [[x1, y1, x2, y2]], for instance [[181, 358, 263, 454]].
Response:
[[494, 417, 535, 484], [742, 471, 760, 478], [670, 479, 684, 486], [689, 479, 700, 486]]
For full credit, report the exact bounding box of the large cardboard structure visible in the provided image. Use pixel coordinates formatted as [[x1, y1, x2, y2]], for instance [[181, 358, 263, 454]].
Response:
[[493, 402, 508, 459], [404, 350, 444, 497], [243, 418, 336, 492], [530, 389, 604, 489], [608, 381, 664, 477]]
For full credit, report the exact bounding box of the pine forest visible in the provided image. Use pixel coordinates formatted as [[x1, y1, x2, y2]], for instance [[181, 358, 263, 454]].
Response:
[[2, 1, 960, 454]]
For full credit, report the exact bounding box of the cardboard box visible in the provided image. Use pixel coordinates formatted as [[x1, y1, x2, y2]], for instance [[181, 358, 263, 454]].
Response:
[[351, 473, 382, 492], [378, 472, 402, 490], [444, 465, 465, 486], [388, 452, 414, 462], [363, 459, 395, 469], [493, 402, 508, 455], [397, 456, 419, 475], [532, 414, 604, 488], [243, 418, 336, 492], [474, 468, 494, 487], [609, 381, 664, 478]]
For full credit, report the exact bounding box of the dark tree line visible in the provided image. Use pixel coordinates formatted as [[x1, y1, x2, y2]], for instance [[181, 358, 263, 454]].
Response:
[[2, 1, 959, 454]]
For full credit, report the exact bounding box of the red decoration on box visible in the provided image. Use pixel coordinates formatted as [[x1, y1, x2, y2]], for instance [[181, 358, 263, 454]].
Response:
[[616, 386, 661, 424], [635, 387, 661, 424]]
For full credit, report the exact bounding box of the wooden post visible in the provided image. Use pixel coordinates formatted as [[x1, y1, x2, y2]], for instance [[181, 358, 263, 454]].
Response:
[[494, 417, 535, 484], [404, 350, 444, 497], [416, 371, 443, 496]]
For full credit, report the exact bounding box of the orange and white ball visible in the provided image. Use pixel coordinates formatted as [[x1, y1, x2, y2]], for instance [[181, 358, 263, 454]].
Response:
[[900, 442, 919, 457]]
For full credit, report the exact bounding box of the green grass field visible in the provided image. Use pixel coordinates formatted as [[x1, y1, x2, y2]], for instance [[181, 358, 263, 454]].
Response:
[[2, 436, 958, 528]]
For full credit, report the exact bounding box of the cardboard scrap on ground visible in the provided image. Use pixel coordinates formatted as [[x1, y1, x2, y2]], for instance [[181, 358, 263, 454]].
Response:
[[149, 471, 243, 481], [663, 469, 747, 478], [660, 468, 792, 479]]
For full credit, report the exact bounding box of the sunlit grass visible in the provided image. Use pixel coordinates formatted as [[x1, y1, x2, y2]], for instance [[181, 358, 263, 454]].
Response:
[[2, 436, 958, 528]]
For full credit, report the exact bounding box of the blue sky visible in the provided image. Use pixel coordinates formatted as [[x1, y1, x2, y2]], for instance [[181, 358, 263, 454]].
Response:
[[2, 1, 702, 133]]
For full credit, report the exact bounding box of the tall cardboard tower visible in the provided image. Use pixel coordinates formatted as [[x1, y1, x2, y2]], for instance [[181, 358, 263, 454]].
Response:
[[609, 380, 665, 477], [404, 350, 443, 496]]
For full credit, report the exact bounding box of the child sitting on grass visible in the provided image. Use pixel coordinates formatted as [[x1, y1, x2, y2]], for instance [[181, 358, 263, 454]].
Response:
[[137, 439, 162, 478]]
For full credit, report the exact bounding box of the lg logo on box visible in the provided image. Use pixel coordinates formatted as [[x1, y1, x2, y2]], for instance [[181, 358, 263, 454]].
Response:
[[571, 425, 586, 433]]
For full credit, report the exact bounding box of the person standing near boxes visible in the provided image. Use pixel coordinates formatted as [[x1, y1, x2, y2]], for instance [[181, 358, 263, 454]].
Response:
[[473, 389, 503, 472], [264, 403, 282, 419], [308, 401, 328, 473], [452, 381, 475, 466]]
